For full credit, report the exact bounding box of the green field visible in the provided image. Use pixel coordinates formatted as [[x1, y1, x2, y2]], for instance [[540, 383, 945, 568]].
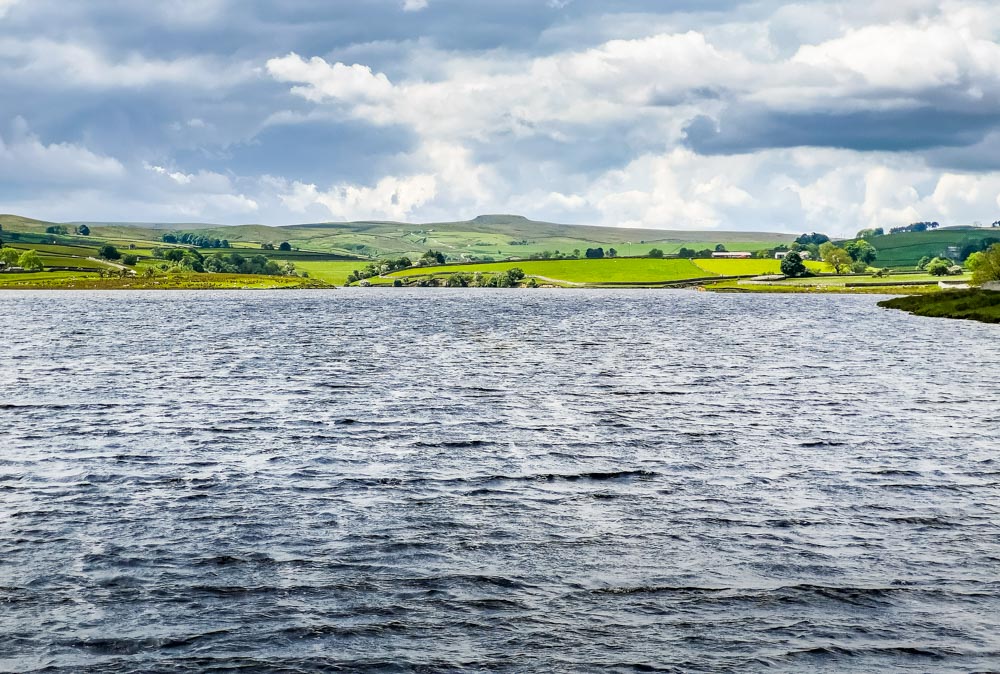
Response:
[[692, 258, 827, 275], [287, 260, 370, 285], [386, 258, 713, 284]]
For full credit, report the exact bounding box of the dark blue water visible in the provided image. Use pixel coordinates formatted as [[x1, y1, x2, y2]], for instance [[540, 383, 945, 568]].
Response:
[[2, 289, 999, 673]]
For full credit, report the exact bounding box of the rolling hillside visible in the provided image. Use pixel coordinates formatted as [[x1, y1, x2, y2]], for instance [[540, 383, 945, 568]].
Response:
[[861, 227, 1000, 267], [68, 214, 798, 261]]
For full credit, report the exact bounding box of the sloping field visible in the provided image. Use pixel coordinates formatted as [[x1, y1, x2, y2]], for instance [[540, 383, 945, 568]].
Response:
[[386, 258, 712, 284], [287, 260, 368, 285], [864, 228, 1000, 267]]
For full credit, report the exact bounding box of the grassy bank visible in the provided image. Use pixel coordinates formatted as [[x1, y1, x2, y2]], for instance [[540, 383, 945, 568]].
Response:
[[878, 290, 1000, 323], [0, 273, 331, 290]]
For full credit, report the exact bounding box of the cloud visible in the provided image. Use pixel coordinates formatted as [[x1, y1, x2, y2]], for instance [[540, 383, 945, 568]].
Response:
[[266, 53, 393, 103], [279, 174, 436, 221], [0, 38, 254, 89], [0, 117, 124, 184], [7, 0, 1000, 232]]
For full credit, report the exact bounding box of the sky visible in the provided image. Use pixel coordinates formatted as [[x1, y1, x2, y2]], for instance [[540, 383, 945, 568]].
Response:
[[2, 0, 1000, 234]]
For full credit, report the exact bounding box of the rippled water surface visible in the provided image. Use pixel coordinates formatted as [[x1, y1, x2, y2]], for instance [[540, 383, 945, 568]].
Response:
[[2, 289, 999, 673]]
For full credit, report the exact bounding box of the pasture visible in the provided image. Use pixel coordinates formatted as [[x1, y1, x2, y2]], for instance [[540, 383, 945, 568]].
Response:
[[385, 258, 713, 284]]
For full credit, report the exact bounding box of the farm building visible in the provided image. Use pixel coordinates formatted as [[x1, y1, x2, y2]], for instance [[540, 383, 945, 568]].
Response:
[[712, 251, 752, 259], [775, 251, 812, 260]]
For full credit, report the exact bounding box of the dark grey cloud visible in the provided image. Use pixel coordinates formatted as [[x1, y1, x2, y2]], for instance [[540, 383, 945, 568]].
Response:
[[684, 107, 1000, 155]]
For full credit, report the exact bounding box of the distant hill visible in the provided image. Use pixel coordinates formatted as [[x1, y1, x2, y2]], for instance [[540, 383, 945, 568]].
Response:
[[166, 214, 795, 260], [14, 212, 995, 264]]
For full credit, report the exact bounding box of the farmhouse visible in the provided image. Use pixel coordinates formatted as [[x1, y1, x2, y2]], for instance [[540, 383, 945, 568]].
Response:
[[712, 251, 752, 259], [774, 251, 812, 260]]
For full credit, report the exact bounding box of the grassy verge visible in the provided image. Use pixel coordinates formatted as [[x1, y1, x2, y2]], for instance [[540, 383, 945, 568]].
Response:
[[704, 280, 944, 294], [878, 290, 1000, 323]]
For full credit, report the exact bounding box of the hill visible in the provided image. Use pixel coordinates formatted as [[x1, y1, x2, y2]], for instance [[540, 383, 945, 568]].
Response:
[[861, 227, 1000, 267], [162, 214, 797, 261]]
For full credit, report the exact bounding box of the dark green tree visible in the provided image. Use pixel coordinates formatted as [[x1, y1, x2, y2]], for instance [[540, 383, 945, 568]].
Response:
[[97, 244, 121, 260], [779, 251, 807, 277]]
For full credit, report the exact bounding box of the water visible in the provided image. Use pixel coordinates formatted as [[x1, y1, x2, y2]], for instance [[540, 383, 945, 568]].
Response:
[[1, 289, 999, 673]]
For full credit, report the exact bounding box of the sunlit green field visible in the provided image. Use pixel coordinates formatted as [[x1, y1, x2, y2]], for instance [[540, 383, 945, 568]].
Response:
[[692, 259, 827, 275], [385, 258, 713, 284], [287, 260, 370, 285]]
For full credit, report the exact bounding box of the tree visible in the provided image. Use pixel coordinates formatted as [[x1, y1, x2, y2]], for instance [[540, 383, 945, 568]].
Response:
[[966, 251, 987, 272], [607, 248, 618, 258], [77, 224, 90, 236], [122, 255, 138, 266], [648, 248, 664, 258], [585, 247, 604, 258], [779, 251, 807, 278], [45, 225, 68, 235], [971, 244, 1000, 285], [715, 243, 727, 252], [97, 244, 121, 261], [17, 250, 43, 271], [421, 250, 446, 264], [916, 256, 931, 271], [678, 247, 695, 258], [162, 233, 178, 243], [261, 242, 275, 250], [820, 243, 852, 274], [844, 240, 878, 265], [927, 258, 952, 276], [0, 248, 19, 266], [278, 241, 292, 251], [795, 232, 830, 246]]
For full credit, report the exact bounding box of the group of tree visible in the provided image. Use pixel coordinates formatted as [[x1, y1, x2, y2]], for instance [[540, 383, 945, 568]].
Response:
[[968, 244, 1000, 284], [0, 248, 43, 271], [856, 227, 885, 239], [795, 232, 831, 247], [346, 257, 415, 284], [584, 247, 617, 258], [418, 250, 447, 265], [527, 249, 582, 260], [889, 222, 940, 234], [45, 225, 69, 235], [201, 252, 299, 276], [440, 269, 527, 288], [819, 242, 855, 274], [162, 233, 231, 248]]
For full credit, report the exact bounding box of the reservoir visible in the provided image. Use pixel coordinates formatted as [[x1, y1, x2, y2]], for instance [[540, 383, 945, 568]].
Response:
[[1, 289, 998, 672]]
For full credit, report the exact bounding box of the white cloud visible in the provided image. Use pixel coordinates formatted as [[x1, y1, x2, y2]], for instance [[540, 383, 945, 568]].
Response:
[[267, 53, 393, 103], [280, 174, 436, 221], [402, 0, 428, 11], [0, 117, 124, 183]]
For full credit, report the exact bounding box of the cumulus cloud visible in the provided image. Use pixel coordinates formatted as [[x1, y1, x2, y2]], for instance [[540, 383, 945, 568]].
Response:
[[402, 0, 428, 11], [279, 174, 436, 221]]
